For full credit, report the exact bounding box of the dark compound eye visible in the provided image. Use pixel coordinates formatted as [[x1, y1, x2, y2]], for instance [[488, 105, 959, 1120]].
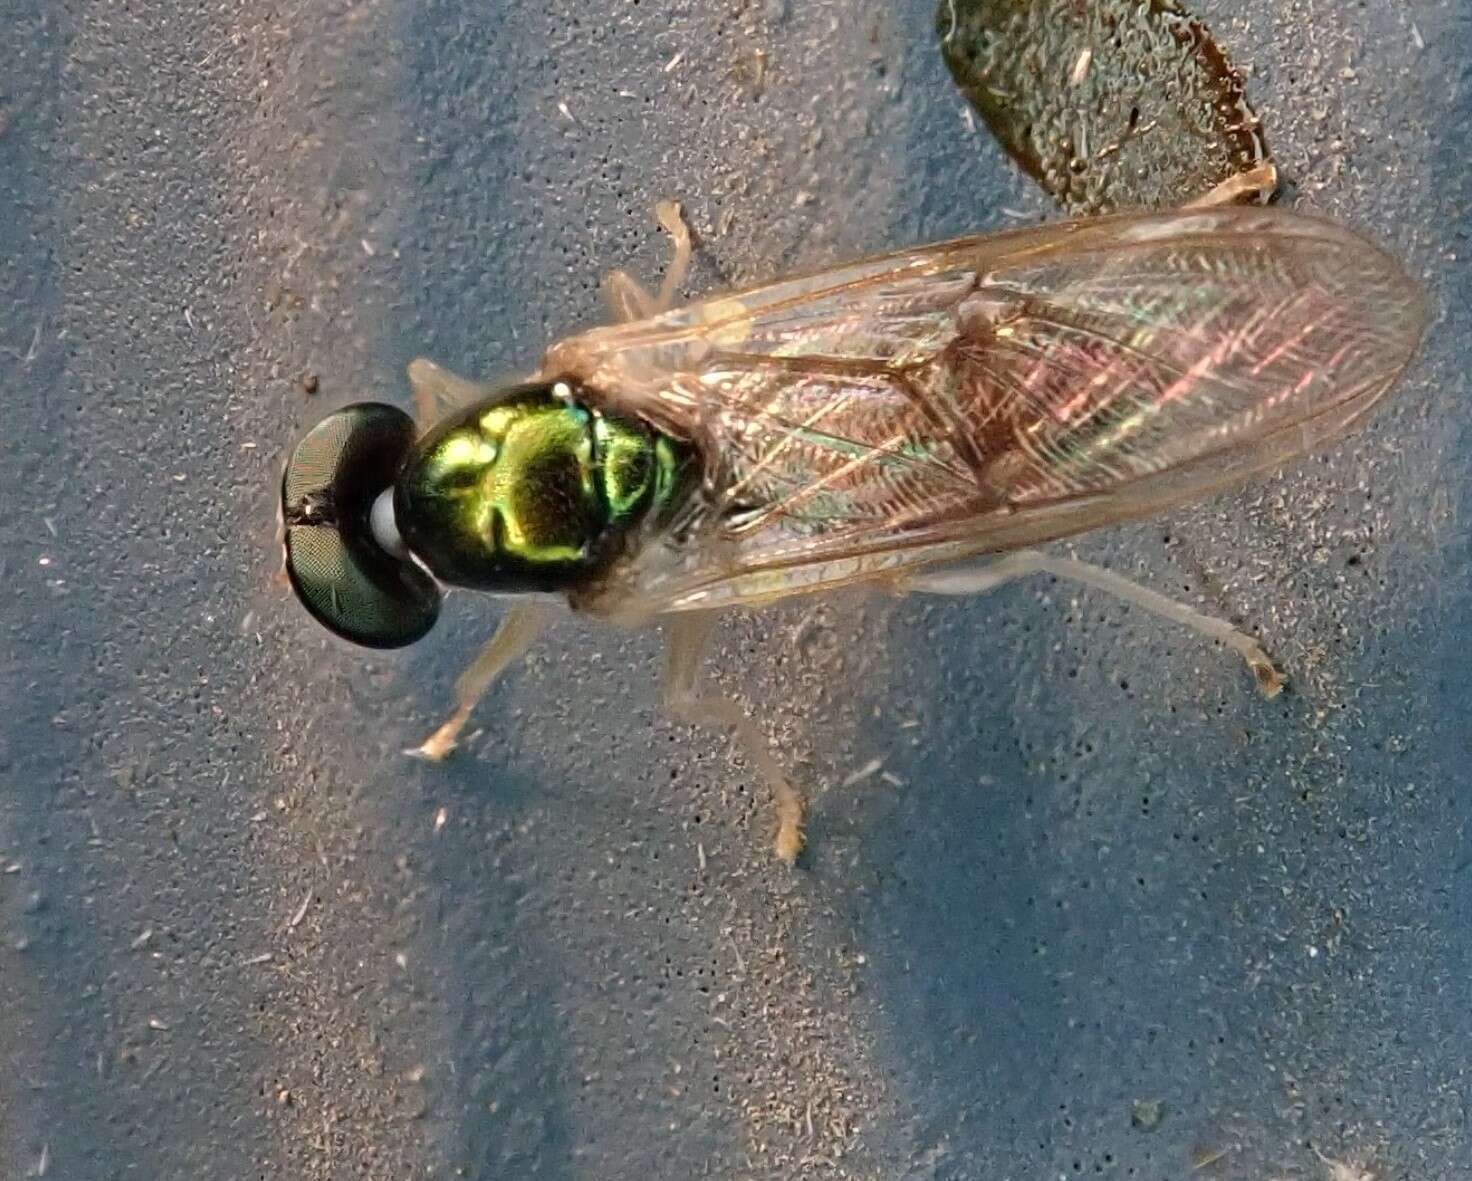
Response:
[[281, 402, 441, 649]]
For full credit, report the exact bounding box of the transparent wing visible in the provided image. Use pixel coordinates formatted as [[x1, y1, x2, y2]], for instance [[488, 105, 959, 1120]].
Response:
[[544, 207, 1427, 618]]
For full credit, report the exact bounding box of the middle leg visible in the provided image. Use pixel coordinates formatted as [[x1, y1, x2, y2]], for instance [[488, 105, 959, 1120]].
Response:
[[662, 611, 806, 864], [1185, 161, 1279, 208], [602, 200, 694, 323]]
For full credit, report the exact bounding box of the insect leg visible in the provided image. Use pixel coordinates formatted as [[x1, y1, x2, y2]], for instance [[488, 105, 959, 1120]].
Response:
[[407, 357, 499, 424], [408, 602, 555, 760], [1185, 161, 1279, 208], [272, 500, 292, 589], [602, 270, 655, 323], [662, 611, 805, 864], [652, 200, 691, 314], [903, 550, 1284, 697], [601, 200, 692, 322]]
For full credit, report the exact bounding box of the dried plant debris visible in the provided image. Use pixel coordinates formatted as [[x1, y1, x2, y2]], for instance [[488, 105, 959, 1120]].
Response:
[[1130, 1097, 1166, 1132], [1313, 1147, 1379, 1181], [938, 0, 1271, 213]]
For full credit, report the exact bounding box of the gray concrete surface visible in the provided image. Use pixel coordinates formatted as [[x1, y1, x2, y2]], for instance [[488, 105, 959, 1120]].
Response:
[[0, 1, 1468, 1178]]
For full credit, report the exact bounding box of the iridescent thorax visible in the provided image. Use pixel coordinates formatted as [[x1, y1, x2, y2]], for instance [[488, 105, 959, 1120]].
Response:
[[394, 381, 693, 595]]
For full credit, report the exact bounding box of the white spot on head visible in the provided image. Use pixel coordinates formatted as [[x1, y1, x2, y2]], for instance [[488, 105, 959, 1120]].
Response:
[[370, 489, 407, 558]]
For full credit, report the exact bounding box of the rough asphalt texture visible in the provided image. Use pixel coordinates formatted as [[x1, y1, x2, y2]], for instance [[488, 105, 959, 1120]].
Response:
[[1, 1, 1468, 1178]]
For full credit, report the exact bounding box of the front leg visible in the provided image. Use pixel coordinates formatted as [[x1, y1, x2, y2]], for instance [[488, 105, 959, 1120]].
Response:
[[410, 602, 555, 760], [407, 356, 499, 424], [662, 611, 805, 864]]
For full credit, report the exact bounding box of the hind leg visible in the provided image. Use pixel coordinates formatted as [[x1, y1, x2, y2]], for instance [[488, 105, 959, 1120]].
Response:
[[901, 549, 1284, 697]]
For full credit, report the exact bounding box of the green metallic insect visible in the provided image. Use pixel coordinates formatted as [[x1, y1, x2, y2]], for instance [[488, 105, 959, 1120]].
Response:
[[281, 193, 1426, 861]]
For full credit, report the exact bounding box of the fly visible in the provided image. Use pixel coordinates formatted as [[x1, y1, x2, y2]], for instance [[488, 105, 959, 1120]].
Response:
[[280, 187, 1427, 863]]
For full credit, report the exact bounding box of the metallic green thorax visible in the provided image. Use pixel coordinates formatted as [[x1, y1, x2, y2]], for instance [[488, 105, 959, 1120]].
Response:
[[394, 381, 692, 593]]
